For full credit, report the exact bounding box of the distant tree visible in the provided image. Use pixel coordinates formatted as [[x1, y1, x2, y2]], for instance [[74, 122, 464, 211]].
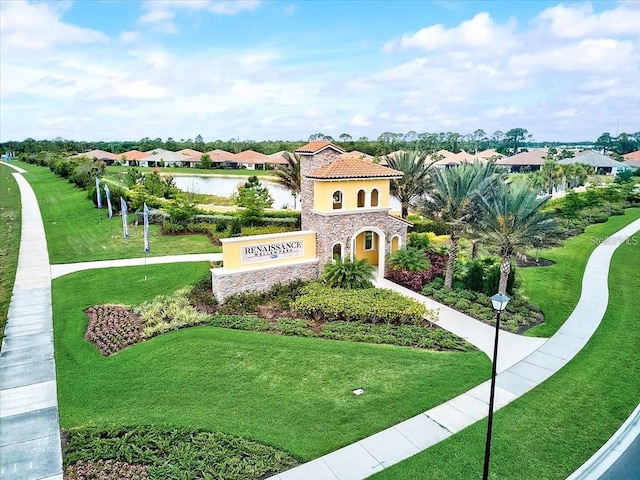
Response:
[[232, 175, 273, 209], [339, 133, 352, 142], [200, 153, 211, 170], [504, 128, 531, 155], [595, 132, 614, 155], [615, 133, 637, 155], [194, 134, 205, 152]]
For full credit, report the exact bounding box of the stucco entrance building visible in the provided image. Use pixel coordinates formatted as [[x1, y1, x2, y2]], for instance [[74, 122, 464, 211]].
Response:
[[211, 141, 409, 302]]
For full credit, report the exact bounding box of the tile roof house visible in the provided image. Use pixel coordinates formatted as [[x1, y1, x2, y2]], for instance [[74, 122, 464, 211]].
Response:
[[74, 149, 118, 164], [559, 150, 629, 174], [138, 148, 199, 168], [496, 149, 549, 172], [622, 150, 640, 168], [234, 150, 275, 170]]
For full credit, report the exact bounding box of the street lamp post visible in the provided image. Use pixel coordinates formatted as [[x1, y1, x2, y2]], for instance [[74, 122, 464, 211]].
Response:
[[482, 292, 510, 480]]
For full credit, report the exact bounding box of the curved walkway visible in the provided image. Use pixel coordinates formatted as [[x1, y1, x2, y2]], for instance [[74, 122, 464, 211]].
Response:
[[270, 219, 640, 480], [1, 161, 638, 479]]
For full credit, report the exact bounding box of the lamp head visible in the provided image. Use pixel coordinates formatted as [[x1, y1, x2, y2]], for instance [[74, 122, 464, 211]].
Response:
[[491, 293, 510, 312]]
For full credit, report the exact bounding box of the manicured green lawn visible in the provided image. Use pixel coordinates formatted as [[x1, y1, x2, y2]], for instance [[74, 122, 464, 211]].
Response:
[[521, 207, 640, 337], [371, 221, 640, 479], [53, 263, 490, 461], [0, 164, 22, 339], [15, 161, 220, 264]]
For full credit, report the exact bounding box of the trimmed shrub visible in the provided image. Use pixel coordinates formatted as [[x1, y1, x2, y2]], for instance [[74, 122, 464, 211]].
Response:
[[292, 283, 432, 325]]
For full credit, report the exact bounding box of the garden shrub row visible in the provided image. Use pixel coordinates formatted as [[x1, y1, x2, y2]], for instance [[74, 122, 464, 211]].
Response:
[[208, 315, 472, 351], [406, 216, 450, 235], [421, 282, 543, 333], [291, 283, 432, 325], [384, 250, 447, 292], [63, 426, 298, 480]]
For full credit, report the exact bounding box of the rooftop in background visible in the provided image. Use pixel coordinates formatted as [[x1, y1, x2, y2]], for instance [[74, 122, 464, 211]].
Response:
[[73, 149, 118, 160], [496, 149, 548, 166], [559, 150, 630, 169]]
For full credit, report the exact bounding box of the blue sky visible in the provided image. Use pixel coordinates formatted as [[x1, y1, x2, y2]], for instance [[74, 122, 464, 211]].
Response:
[[1, 0, 638, 143]]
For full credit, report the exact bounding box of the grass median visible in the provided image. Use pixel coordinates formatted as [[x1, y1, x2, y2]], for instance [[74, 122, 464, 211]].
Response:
[[521, 207, 640, 337], [371, 214, 640, 479], [0, 163, 22, 341], [53, 262, 490, 461]]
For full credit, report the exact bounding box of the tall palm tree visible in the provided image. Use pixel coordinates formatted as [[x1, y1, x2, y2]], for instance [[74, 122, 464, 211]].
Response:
[[420, 162, 505, 289], [385, 150, 435, 218], [272, 151, 302, 208], [476, 180, 561, 295]]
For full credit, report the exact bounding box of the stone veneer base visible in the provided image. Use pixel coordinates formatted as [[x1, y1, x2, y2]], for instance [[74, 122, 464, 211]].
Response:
[[211, 259, 320, 303]]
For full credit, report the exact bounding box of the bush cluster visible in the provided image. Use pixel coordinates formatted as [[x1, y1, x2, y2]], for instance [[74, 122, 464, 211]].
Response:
[[421, 282, 542, 333], [292, 283, 432, 325], [133, 287, 210, 338], [65, 459, 148, 480], [407, 216, 450, 235], [62, 426, 297, 480], [320, 321, 472, 351], [218, 280, 308, 315], [84, 305, 144, 356], [384, 250, 447, 292]]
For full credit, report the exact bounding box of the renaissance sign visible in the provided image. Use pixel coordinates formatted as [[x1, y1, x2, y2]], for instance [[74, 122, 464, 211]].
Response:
[[241, 240, 304, 265]]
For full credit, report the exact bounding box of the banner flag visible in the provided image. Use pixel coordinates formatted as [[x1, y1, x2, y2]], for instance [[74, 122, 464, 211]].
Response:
[[143, 203, 150, 253], [104, 184, 113, 219], [121, 197, 129, 238], [95, 177, 103, 208]]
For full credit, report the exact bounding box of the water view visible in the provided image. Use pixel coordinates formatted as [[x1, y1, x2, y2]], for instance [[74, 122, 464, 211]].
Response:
[[172, 175, 300, 209]]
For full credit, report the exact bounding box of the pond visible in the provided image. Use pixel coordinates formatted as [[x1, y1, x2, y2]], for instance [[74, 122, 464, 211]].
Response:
[[172, 175, 402, 211], [172, 175, 300, 209]]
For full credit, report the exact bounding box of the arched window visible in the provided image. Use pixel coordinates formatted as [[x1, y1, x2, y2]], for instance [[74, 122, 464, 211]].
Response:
[[332, 243, 343, 260], [371, 189, 379, 207], [364, 231, 376, 251], [357, 189, 366, 208], [332, 190, 343, 209]]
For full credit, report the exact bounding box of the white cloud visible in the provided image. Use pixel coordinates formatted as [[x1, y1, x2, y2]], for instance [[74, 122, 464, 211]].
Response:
[[138, 0, 261, 30], [0, 1, 107, 51], [534, 2, 640, 39], [384, 12, 517, 55], [119, 31, 140, 43]]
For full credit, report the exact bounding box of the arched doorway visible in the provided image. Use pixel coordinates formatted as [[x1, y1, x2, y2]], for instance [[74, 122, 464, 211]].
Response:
[[351, 226, 386, 274], [390, 235, 401, 253]]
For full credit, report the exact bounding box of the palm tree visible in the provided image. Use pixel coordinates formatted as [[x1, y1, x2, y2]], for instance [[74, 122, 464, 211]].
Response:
[[272, 151, 301, 208], [420, 162, 505, 289], [476, 180, 561, 295], [384, 150, 435, 218]]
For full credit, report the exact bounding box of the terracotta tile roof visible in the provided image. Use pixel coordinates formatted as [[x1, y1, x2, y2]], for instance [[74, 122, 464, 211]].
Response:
[[623, 150, 640, 161], [234, 150, 271, 165], [340, 150, 374, 162], [496, 149, 548, 166], [623, 158, 640, 168], [176, 148, 202, 157], [308, 158, 403, 179], [295, 141, 346, 155], [206, 149, 237, 160], [121, 150, 150, 160]]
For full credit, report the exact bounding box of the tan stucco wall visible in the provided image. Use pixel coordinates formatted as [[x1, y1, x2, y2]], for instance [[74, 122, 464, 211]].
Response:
[[313, 179, 391, 212]]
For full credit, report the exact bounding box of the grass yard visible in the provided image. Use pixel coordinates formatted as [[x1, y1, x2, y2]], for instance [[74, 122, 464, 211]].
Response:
[[521, 207, 640, 337], [14, 161, 220, 264], [371, 219, 640, 479], [53, 262, 490, 462], [0, 164, 22, 340]]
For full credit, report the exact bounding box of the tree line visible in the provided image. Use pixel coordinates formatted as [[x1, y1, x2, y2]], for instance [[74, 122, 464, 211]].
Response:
[[3, 129, 638, 159]]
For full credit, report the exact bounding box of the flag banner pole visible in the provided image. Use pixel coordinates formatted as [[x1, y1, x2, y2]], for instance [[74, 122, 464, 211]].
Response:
[[143, 202, 150, 280], [104, 184, 113, 219]]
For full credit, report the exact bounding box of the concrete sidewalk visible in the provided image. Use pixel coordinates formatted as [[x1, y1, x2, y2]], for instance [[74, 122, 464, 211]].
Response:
[[50, 253, 223, 279], [271, 218, 640, 480], [0, 173, 62, 480]]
